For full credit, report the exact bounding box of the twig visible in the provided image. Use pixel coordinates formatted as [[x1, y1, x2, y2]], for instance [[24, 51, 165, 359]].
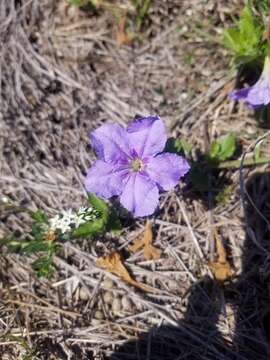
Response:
[[177, 198, 204, 260], [6, 300, 80, 319]]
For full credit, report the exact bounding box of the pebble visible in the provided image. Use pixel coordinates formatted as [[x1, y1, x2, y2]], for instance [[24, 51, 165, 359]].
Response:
[[202, 69, 211, 77], [182, 25, 188, 33], [56, 50, 64, 58], [91, 318, 101, 326], [149, 317, 160, 326], [121, 296, 133, 312], [94, 310, 104, 320], [181, 92, 188, 100], [103, 291, 113, 304], [102, 278, 114, 289], [167, 280, 179, 290], [79, 287, 89, 301], [111, 297, 122, 313], [67, 5, 79, 19]]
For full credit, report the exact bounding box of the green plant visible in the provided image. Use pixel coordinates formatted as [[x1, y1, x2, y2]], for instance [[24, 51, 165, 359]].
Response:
[[0, 194, 122, 278], [131, 0, 152, 31], [66, 0, 152, 36], [223, 6, 264, 67], [206, 133, 237, 164]]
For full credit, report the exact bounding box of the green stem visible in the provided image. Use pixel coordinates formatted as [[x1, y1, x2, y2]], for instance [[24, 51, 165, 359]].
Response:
[[211, 156, 270, 169]]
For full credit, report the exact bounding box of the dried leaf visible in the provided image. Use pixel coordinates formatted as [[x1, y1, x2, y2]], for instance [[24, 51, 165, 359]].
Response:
[[116, 14, 134, 46], [44, 229, 56, 242], [96, 251, 153, 292], [129, 220, 161, 260], [97, 251, 133, 282], [208, 261, 232, 282], [215, 233, 227, 264], [208, 234, 233, 281]]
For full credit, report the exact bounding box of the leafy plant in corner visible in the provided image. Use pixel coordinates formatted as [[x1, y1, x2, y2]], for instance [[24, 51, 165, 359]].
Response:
[[223, 5, 265, 68]]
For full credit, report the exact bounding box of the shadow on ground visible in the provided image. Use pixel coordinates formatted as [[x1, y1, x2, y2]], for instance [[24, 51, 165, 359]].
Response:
[[107, 172, 270, 360]]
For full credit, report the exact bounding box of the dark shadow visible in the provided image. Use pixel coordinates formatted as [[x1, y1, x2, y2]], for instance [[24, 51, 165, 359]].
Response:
[[234, 62, 262, 91], [254, 106, 270, 129], [165, 136, 244, 210], [107, 277, 232, 360], [229, 171, 270, 359], [185, 161, 235, 209], [107, 171, 270, 360]]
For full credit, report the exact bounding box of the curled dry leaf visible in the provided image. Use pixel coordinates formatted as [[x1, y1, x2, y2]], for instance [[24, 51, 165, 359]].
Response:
[[129, 220, 161, 260], [208, 233, 233, 282], [96, 251, 154, 293], [116, 14, 134, 46]]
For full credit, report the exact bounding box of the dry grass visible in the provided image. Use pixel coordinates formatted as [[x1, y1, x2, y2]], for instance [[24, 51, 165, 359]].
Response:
[[1, 0, 270, 359]]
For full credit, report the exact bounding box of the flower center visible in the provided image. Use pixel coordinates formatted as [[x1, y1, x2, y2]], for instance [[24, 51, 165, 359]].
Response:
[[130, 158, 144, 172]]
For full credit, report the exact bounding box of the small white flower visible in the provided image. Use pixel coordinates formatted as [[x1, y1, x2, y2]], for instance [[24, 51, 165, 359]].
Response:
[[49, 215, 61, 229], [49, 213, 72, 233], [61, 209, 76, 223], [84, 214, 95, 221], [78, 206, 88, 214], [48, 206, 99, 234], [60, 223, 72, 233], [74, 214, 86, 228]]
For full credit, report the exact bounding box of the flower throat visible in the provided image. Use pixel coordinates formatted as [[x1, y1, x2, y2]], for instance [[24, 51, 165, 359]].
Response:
[[131, 158, 144, 172]]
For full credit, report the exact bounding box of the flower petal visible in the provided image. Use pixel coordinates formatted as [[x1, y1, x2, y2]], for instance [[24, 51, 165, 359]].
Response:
[[126, 116, 167, 157], [120, 173, 159, 217], [247, 81, 270, 106], [85, 160, 129, 198], [146, 153, 190, 191], [91, 123, 131, 163], [230, 87, 251, 101]]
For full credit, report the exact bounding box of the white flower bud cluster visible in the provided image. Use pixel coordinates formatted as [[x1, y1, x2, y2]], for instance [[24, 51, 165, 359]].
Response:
[[49, 206, 99, 234]]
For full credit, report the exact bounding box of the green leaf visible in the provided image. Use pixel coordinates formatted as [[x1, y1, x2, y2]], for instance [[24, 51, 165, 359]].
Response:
[[21, 240, 56, 255], [255, 0, 270, 13], [32, 254, 54, 278], [66, 0, 87, 5], [207, 133, 237, 163], [4, 236, 57, 255], [87, 193, 109, 222], [215, 185, 233, 206], [265, 40, 270, 57], [3, 238, 29, 253], [223, 5, 263, 65], [133, 0, 152, 31], [72, 217, 105, 237], [223, 28, 243, 54], [254, 140, 263, 161], [30, 209, 48, 223], [208, 142, 220, 160], [31, 223, 46, 242], [165, 137, 192, 156]]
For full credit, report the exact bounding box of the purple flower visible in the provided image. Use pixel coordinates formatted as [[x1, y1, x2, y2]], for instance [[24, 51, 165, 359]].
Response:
[[85, 116, 190, 217], [230, 56, 270, 108]]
